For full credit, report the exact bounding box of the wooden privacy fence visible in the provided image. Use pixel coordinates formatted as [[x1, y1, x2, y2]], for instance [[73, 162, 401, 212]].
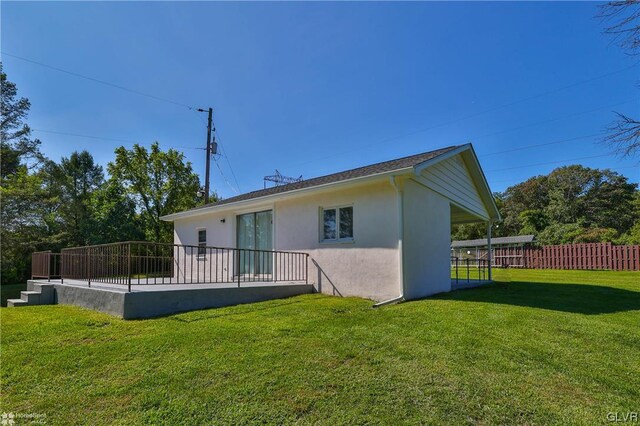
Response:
[[493, 243, 640, 271]]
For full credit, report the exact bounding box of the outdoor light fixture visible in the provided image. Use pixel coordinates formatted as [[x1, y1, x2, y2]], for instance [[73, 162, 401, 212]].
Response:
[[220, 218, 226, 223]]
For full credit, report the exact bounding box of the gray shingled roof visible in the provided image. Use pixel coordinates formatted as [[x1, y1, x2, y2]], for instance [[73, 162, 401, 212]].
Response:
[[451, 235, 535, 248], [176, 145, 460, 215]]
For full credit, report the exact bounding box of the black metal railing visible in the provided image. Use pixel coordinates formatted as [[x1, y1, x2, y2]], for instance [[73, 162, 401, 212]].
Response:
[[451, 257, 490, 284], [31, 251, 62, 280], [34, 241, 309, 292]]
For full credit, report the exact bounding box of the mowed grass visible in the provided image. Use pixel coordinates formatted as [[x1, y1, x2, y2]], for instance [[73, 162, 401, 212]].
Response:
[[1, 269, 638, 425]]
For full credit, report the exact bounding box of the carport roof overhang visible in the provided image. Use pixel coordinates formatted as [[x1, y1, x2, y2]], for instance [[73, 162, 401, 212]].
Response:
[[451, 204, 489, 224]]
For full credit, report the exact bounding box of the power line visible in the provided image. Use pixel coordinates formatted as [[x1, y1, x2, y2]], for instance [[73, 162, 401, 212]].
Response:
[[380, 64, 637, 141], [288, 98, 636, 169], [214, 157, 240, 195], [31, 98, 634, 187], [489, 164, 640, 185], [31, 128, 204, 151], [457, 63, 637, 119], [216, 138, 242, 193], [486, 152, 616, 173], [299, 63, 638, 158], [7, 49, 635, 161], [32, 128, 138, 144], [478, 132, 605, 157], [471, 99, 635, 141], [2, 51, 194, 110]]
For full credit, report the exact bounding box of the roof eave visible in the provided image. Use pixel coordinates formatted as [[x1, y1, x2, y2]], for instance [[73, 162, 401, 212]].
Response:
[[161, 166, 415, 221]]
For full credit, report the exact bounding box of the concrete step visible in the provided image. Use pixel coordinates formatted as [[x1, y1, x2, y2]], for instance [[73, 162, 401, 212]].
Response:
[[27, 282, 55, 304], [20, 291, 41, 304], [7, 282, 57, 308]]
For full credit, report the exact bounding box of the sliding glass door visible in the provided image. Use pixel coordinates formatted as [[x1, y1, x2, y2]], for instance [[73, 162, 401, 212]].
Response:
[[237, 210, 273, 276]]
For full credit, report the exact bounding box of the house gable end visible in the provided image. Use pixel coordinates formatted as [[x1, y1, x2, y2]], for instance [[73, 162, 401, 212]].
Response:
[[415, 153, 491, 221]]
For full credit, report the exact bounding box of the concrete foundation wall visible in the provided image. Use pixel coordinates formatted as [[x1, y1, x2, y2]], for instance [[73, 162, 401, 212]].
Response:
[[32, 280, 314, 319], [122, 284, 313, 319], [50, 283, 127, 317]]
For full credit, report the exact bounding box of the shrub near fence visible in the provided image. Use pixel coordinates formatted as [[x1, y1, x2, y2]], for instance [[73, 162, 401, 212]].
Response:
[[493, 243, 640, 271]]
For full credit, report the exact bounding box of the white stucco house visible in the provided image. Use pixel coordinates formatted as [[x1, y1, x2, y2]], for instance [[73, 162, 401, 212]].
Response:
[[161, 143, 500, 304]]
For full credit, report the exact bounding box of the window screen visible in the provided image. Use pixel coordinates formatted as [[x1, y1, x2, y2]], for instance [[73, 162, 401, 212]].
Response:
[[322, 207, 353, 241], [198, 229, 206, 255]]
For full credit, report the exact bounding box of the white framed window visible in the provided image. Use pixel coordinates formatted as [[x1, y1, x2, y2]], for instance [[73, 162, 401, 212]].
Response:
[[321, 206, 353, 242], [197, 229, 207, 256]]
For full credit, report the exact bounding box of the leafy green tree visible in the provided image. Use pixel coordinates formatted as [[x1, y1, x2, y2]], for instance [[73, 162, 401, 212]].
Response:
[[536, 223, 584, 245], [518, 210, 549, 236], [108, 142, 201, 242], [581, 169, 637, 231], [619, 221, 640, 244], [617, 192, 640, 244], [499, 175, 549, 236], [573, 228, 619, 244], [0, 67, 50, 283], [1, 64, 42, 177], [0, 167, 51, 282], [546, 166, 636, 232], [498, 165, 638, 244], [90, 179, 144, 244], [451, 223, 485, 241], [45, 151, 104, 246], [545, 166, 594, 225], [450, 194, 507, 241]]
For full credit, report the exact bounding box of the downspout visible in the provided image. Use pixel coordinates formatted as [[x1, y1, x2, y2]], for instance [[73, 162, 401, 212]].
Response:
[[374, 176, 405, 307], [487, 220, 493, 281]]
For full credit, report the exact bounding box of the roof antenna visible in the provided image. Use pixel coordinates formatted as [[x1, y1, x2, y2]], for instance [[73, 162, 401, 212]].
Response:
[[263, 170, 303, 189]]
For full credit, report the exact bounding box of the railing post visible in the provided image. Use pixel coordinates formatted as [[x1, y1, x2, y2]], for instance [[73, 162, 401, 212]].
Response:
[[466, 258, 470, 283], [305, 254, 309, 285], [87, 248, 91, 287], [237, 249, 241, 287], [455, 257, 459, 285], [127, 243, 132, 292]]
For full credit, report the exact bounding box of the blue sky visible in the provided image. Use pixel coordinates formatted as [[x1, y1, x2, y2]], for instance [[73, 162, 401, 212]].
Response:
[[2, 1, 638, 198]]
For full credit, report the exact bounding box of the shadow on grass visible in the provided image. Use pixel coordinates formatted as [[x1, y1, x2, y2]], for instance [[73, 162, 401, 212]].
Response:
[[433, 281, 640, 315], [166, 298, 308, 323]]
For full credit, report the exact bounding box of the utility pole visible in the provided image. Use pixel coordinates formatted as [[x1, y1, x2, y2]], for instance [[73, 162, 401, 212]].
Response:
[[197, 107, 213, 204]]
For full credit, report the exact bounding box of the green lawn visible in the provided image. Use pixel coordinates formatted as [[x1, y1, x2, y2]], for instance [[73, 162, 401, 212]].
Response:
[[1, 269, 638, 425]]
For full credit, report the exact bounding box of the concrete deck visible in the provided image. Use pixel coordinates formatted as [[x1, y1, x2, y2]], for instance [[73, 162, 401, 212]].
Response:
[[38, 278, 305, 293], [29, 279, 314, 319]]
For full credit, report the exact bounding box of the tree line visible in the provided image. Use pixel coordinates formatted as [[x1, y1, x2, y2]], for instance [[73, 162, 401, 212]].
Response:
[[1, 67, 205, 283], [452, 166, 640, 245]]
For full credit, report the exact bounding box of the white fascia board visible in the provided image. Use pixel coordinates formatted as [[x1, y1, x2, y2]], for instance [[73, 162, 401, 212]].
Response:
[[413, 144, 471, 175], [161, 167, 414, 222], [460, 146, 501, 222]]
